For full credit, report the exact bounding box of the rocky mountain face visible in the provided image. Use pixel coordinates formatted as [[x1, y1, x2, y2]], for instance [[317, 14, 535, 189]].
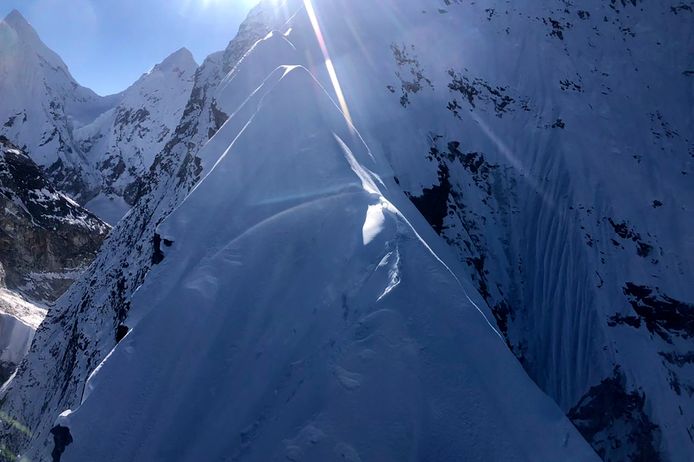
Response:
[[0, 10, 197, 223], [378, 2, 693, 460], [0, 1, 692, 461], [0, 137, 108, 302], [0, 136, 108, 384]]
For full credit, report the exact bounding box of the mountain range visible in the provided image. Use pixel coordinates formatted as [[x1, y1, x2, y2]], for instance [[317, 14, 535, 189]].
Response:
[[0, 1, 692, 461], [0, 10, 197, 223]]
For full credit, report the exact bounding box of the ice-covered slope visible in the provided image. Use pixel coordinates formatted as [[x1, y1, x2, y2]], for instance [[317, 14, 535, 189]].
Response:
[[0, 10, 117, 200], [248, 1, 691, 460], [76, 48, 197, 223]]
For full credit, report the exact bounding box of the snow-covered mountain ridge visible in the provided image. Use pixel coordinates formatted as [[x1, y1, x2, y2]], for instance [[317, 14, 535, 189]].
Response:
[[0, 1, 691, 461], [0, 10, 197, 223]]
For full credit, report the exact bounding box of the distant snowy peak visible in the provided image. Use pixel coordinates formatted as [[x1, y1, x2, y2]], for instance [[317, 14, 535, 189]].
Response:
[[1, 9, 64, 68], [0, 9, 111, 124], [0, 10, 113, 201], [0, 10, 198, 218], [151, 47, 197, 74], [76, 48, 198, 222]]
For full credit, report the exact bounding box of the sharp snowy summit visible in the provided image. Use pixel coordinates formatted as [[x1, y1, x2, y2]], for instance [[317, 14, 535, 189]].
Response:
[[0, 1, 692, 461], [75, 47, 197, 223], [0, 10, 112, 201]]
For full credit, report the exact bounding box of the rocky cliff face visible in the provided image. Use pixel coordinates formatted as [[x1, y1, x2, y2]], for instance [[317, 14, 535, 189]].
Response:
[[75, 48, 198, 223], [0, 137, 109, 302]]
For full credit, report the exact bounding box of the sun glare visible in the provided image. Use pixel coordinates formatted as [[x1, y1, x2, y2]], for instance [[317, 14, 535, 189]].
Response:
[[303, 0, 354, 130]]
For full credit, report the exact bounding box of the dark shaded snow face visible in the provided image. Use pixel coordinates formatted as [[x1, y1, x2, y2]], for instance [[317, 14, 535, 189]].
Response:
[[0, 1, 692, 462]]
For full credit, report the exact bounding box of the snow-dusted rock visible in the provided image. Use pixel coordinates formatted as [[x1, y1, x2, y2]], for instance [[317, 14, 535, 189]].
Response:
[[0, 137, 108, 302], [0, 10, 115, 201], [76, 48, 197, 222]]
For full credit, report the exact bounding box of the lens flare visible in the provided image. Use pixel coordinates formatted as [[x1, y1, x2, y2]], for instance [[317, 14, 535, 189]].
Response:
[[303, 0, 354, 130]]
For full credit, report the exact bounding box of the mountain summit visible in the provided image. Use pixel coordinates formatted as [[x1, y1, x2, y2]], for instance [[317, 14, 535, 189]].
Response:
[[155, 47, 197, 73], [3, 9, 32, 32], [0, 10, 116, 200], [74, 47, 198, 222]]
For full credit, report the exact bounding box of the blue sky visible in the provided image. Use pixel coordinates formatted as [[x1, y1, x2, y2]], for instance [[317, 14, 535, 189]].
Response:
[[2, 0, 258, 95]]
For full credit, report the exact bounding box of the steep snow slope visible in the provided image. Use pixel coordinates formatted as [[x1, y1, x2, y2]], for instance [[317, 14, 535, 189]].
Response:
[[0, 289, 45, 384], [249, 1, 692, 460], [60, 63, 598, 462], [0, 6, 290, 459], [77, 48, 198, 223]]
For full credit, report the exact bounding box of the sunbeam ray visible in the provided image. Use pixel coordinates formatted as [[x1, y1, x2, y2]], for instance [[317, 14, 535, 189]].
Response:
[[303, 0, 354, 131]]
